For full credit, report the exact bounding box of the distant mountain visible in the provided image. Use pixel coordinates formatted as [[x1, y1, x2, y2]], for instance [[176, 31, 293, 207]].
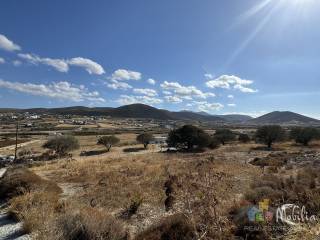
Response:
[[248, 111, 320, 125], [182, 111, 252, 122], [0, 104, 224, 122], [1, 105, 319, 125]]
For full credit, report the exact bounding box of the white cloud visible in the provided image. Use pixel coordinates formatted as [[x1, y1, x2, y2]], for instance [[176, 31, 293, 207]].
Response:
[[18, 53, 105, 75], [106, 79, 132, 90], [117, 95, 162, 105], [133, 88, 157, 97], [227, 94, 234, 99], [162, 90, 172, 95], [147, 78, 156, 85], [111, 69, 141, 81], [164, 95, 183, 103], [197, 101, 224, 112], [204, 73, 214, 79], [227, 103, 236, 107], [0, 57, 5, 64], [12, 60, 22, 66], [68, 57, 105, 75], [206, 75, 257, 93], [234, 84, 258, 93], [188, 101, 224, 112], [0, 79, 105, 102], [160, 81, 215, 99], [0, 34, 21, 51], [223, 111, 266, 118]]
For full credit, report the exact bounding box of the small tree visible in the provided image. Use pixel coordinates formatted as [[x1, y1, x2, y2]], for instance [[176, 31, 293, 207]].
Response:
[[255, 125, 285, 149], [167, 125, 211, 150], [97, 135, 120, 151], [43, 135, 79, 157], [238, 133, 251, 143], [136, 133, 154, 149], [214, 129, 236, 145], [290, 127, 320, 146]]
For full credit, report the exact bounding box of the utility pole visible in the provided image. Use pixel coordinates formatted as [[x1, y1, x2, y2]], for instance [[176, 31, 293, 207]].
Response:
[[14, 117, 19, 162]]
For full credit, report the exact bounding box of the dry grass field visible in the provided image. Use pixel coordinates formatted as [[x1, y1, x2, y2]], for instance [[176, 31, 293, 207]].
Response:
[[1, 132, 320, 239]]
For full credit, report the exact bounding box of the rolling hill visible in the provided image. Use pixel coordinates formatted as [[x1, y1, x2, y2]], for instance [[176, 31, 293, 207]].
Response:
[[248, 111, 320, 125], [1, 105, 319, 125]]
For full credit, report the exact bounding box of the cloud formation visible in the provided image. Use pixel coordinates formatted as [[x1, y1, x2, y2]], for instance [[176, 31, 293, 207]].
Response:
[[12, 60, 22, 66], [147, 78, 156, 85], [0, 57, 5, 64], [133, 88, 157, 97], [164, 95, 183, 103], [117, 95, 163, 105], [106, 80, 132, 90], [206, 75, 257, 93], [160, 81, 215, 99], [68, 57, 105, 75], [0, 34, 21, 51], [111, 69, 141, 81], [190, 101, 224, 112], [18, 53, 105, 75], [0, 79, 105, 102]]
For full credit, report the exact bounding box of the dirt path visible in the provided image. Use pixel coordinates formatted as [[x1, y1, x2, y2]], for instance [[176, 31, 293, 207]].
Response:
[[0, 168, 31, 240], [0, 140, 40, 152]]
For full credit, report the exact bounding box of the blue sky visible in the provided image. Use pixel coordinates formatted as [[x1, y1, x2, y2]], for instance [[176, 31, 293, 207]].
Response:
[[0, 0, 320, 118]]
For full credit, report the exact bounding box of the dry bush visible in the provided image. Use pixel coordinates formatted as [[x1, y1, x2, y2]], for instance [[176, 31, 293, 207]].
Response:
[[173, 168, 235, 239], [45, 206, 127, 240], [135, 214, 194, 240], [9, 191, 60, 234], [0, 167, 61, 199]]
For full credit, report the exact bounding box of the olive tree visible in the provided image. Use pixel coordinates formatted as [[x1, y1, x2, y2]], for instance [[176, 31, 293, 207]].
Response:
[[214, 129, 236, 145], [136, 133, 154, 149], [97, 135, 120, 151], [43, 135, 79, 157], [290, 127, 320, 146], [255, 125, 285, 149], [167, 125, 211, 151]]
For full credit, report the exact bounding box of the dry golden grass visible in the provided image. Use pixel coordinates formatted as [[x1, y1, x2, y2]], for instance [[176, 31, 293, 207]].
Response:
[[5, 139, 320, 239]]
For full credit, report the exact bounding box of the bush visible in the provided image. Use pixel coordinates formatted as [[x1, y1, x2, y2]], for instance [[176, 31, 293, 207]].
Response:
[[43, 135, 79, 157], [167, 125, 211, 150], [214, 129, 236, 145], [290, 127, 320, 146], [136, 133, 154, 149], [47, 207, 127, 240], [255, 125, 285, 149], [208, 137, 220, 149], [136, 214, 194, 240], [97, 135, 120, 151], [238, 133, 250, 143], [0, 168, 61, 199]]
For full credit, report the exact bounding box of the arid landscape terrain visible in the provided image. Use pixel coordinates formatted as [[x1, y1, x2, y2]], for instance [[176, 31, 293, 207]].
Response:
[[2, 1, 320, 239], [1, 104, 320, 240]]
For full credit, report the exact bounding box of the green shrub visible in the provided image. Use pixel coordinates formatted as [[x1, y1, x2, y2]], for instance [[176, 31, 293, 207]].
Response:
[[97, 135, 120, 151], [167, 125, 211, 150], [43, 135, 79, 157], [136, 133, 154, 149], [255, 125, 285, 149], [214, 129, 236, 145], [290, 127, 320, 146]]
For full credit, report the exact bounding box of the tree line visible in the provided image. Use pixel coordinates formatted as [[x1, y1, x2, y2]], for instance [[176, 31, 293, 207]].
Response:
[[41, 125, 320, 157]]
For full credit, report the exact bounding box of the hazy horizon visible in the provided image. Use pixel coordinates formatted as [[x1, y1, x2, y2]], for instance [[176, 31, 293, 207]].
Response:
[[1, 0, 320, 118]]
